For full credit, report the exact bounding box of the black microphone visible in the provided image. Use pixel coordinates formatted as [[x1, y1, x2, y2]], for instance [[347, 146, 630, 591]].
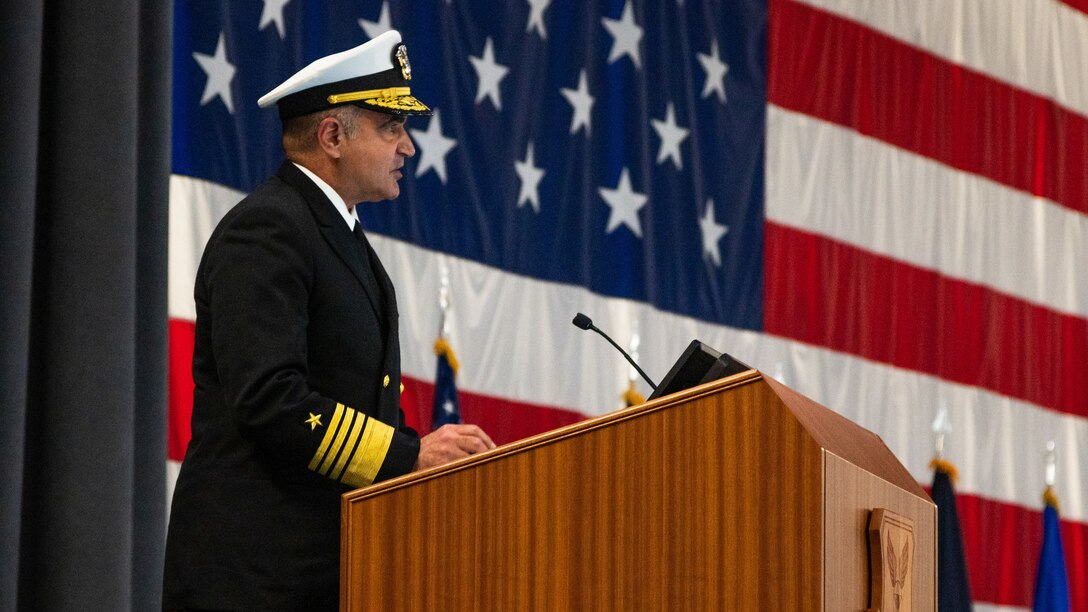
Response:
[[572, 313, 658, 391]]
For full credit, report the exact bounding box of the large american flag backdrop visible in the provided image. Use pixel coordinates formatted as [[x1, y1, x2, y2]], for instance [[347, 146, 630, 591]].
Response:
[[168, 0, 1088, 609]]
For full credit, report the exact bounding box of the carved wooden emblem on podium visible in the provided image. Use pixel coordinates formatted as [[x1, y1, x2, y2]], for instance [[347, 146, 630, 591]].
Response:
[[867, 508, 914, 612]]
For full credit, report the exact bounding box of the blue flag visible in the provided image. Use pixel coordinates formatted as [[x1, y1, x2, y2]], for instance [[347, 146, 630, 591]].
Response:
[[930, 467, 972, 612], [431, 339, 462, 430], [1033, 501, 1071, 612]]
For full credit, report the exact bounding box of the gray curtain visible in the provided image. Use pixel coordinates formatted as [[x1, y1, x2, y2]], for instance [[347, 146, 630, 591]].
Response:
[[0, 0, 171, 609]]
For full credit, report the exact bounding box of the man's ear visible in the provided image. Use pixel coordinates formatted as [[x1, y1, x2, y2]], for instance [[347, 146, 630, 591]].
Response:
[[315, 117, 344, 159]]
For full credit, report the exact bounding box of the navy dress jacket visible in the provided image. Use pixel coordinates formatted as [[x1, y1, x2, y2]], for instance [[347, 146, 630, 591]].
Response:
[[164, 161, 420, 611]]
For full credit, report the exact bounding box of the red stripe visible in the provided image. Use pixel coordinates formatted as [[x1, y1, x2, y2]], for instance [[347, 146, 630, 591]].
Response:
[[768, 0, 1088, 216], [1061, 0, 1088, 17], [400, 376, 586, 446], [168, 316, 1087, 607], [167, 317, 585, 455], [167, 318, 1088, 609], [1066, 513, 1088, 612], [956, 491, 1040, 606], [167, 319, 195, 462], [763, 222, 1088, 418], [952, 492, 1088, 610]]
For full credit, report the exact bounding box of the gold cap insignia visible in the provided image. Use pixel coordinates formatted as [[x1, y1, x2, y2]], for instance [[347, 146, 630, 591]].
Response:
[[394, 43, 412, 81]]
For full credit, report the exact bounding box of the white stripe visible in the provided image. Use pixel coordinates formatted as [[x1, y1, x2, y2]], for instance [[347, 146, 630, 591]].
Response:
[[169, 173, 1088, 524], [168, 174, 246, 321], [369, 232, 1088, 524], [792, 0, 1088, 118], [166, 459, 181, 523], [766, 106, 1088, 317], [974, 604, 1030, 612]]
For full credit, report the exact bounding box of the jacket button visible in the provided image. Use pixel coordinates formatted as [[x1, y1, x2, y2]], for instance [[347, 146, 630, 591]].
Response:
[[382, 374, 390, 388]]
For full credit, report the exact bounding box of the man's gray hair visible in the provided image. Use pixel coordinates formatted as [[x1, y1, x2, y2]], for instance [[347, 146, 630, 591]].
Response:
[[282, 105, 363, 153]]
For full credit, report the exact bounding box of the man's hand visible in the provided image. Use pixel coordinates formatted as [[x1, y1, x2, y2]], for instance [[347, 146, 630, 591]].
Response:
[[414, 424, 497, 470]]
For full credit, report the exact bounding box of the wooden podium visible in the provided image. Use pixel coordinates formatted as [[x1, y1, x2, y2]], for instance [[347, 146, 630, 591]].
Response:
[[341, 369, 936, 610]]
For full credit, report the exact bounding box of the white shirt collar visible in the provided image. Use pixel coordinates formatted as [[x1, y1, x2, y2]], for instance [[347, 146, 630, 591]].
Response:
[[292, 162, 358, 230]]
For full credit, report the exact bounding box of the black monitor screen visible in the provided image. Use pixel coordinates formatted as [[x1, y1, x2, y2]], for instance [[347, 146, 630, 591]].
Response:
[[647, 340, 752, 401]]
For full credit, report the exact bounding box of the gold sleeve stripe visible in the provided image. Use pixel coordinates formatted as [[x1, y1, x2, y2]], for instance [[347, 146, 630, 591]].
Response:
[[329, 415, 365, 481], [317, 407, 358, 476], [339, 416, 395, 488], [308, 403, 346, 472]]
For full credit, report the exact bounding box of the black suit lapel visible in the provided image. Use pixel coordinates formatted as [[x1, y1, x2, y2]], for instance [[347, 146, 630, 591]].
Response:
[[276, 162, 385, 323]]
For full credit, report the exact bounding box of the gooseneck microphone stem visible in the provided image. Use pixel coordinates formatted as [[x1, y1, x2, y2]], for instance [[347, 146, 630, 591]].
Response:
[[572, 313, 658, 391], [596, 329, 658, 391]]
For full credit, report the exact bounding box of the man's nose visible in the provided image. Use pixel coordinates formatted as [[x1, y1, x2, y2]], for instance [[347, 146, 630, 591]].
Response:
[[399, 131, 415, 158]]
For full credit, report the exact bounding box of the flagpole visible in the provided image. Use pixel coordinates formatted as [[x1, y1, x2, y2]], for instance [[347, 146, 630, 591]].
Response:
[[1043, 440, 1059, 510], [438, 261, 450, 341], [623, 318, 645, 406], [772, 361, 787, 386], [929, 400, 957, 481], [1033, 439, 1071, 611], [932, 401, 949, 458], [432, 260, 461, 429], [929, 399, 973, 610]]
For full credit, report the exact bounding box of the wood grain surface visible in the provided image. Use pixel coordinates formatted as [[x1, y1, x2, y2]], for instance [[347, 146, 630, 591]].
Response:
[[341, 371, 935, 611], [825, 453, 936, 611]]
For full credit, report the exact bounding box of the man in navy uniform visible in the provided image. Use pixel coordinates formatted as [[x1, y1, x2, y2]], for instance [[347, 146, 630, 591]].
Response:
[[164, 31, 495, 611]]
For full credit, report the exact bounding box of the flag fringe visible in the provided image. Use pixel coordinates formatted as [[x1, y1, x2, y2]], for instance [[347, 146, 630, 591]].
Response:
[[1043, 486, 1061, 512], [623, 380, 645, 407], [434, 337, 460, 376], [929, 457, 959, 484]]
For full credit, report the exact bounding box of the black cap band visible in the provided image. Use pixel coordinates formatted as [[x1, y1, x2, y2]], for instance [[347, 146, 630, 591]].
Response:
[[277, 67, 409, 120]]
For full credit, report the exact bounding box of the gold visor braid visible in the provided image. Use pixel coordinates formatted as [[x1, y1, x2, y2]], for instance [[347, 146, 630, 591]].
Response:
[[327, 87, 412, 104]]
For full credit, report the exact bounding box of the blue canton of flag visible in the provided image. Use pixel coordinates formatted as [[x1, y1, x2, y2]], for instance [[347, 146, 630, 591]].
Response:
[[173, 0, 766, 332]]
